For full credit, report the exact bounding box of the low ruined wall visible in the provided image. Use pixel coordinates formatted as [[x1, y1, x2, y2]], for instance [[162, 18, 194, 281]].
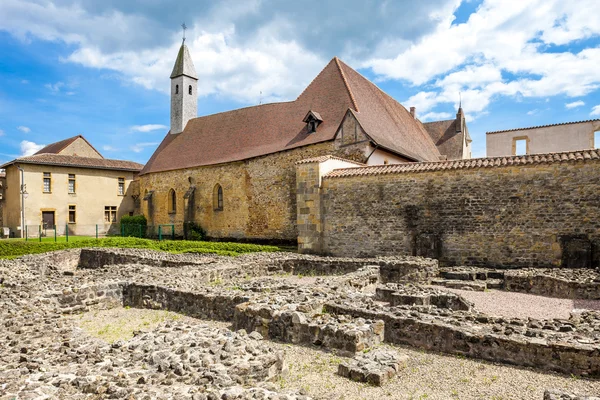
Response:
[[316, 157, 600, 268], [504, 272, 600, 300], [123, 284, 249, 322], [277, 256, 438, 283], [324, 302, 600, 377], [56, 282, 125, 314]]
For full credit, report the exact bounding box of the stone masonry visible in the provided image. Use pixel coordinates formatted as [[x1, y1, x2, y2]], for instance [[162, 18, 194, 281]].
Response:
[[297, 152, 600, 268]]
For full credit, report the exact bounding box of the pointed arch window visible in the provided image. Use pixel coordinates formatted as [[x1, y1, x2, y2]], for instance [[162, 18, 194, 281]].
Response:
[[168, 189, 177, 214], [188, 85, 193, 95], [213, 184, 223, 211], [175, 84, 179, 94]]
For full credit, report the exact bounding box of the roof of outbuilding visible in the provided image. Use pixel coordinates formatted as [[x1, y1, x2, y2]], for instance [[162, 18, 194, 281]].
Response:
[[295, 155, 365, 165], [141, 57, 441, 175], [486, 119, 600, 134], [324, 149, 600, 178], [0, 154, 144, 172], [34, 135, 103, 158]]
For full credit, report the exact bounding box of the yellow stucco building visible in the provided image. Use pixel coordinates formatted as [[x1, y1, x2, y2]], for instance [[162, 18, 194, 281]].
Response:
[[0, 135, 143, 238]]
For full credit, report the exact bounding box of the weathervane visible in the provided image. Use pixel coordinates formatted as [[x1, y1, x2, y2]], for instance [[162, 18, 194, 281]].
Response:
[[182, 22, 187, 43]]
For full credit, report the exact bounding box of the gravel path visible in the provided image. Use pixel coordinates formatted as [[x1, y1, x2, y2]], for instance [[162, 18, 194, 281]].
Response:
[[440, 287, 600, 320]]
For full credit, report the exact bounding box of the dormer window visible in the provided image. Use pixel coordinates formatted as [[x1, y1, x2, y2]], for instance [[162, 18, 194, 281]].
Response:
[[303, 110, 323, 134]]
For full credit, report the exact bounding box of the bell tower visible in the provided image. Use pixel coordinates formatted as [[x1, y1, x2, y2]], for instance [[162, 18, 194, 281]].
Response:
[[170, 25, 198, 134]]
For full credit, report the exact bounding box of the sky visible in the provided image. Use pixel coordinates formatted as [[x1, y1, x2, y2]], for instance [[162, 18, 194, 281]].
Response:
[[0, 0, 599, 165]]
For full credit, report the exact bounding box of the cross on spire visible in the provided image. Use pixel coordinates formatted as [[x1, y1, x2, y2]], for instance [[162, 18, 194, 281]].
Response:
[[181, 23, 187, 43]]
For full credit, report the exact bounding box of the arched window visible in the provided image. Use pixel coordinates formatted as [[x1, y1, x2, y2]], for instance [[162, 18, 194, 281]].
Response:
[[175, 84, 179, 94], [213, 184, 223, 211], [188, 85, 192, 95], [168, 189, 176, 214]]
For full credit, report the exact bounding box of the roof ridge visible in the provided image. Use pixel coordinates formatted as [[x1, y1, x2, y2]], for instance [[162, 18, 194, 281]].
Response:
[[487, 119, 600, 134], [334, 57, 359, 113], [324, 148, 600, 178]]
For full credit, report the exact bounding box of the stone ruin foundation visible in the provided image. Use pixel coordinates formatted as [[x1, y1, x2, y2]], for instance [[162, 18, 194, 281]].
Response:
[[1, 248, 600, 399]]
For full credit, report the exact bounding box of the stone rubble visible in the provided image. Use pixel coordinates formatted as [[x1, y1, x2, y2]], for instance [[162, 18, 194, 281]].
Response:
[[1, 248, 600, 399], [337, 349, 408, 386]]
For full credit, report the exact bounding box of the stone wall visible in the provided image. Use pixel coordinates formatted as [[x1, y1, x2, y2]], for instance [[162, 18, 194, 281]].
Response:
[[310, 158, 600, 268], [139, 140, 369, 240]]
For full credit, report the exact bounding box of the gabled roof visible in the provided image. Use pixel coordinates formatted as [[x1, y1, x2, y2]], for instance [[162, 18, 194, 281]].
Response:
[[170, 43, 198, 80], [0, 154, 143, 172], [487, 119, 600, 134], [325, 149, 600, 178], [142, 57, 441, 175], [34, 135, 103, 158]]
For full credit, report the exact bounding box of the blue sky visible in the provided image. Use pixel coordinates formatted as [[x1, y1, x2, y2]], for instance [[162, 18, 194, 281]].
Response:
[[0, 0, 599, 165]]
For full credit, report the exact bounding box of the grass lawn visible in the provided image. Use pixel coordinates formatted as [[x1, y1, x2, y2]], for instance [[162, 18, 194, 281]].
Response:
[[0, 237, 283, 259]]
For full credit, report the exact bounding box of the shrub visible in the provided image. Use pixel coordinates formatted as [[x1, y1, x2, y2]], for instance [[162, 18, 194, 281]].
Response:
[[120, 215, 148, 238], [184, 222, 206, 241]]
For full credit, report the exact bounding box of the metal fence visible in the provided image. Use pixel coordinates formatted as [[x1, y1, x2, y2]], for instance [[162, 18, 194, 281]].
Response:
[[20, 224, 176, 242]]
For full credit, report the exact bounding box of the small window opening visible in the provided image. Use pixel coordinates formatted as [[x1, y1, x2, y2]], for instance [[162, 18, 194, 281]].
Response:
[[175, 84, 179, 94], [68, 205, 76, 224], [68, 174, 76, 194], [118, 177, 125, 195], [213, 184, 223, 211], [188, 85, 192, 95], [168, 189, 177, 214], [43, 172, 51, 193], [594, 131, 600, 149], [104, 206, 117, 223], [514, 138, 527, 155]]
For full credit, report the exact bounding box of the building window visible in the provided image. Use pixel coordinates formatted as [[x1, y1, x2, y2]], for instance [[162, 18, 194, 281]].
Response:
[[513, 137, 528, 156], [168, 189, 176, 214], [43, 172, 52, 193], [68, 174, 76, 194], [175, 84, 179, 94], [104, 206, 117, 223], [213, 184, 223, 211], [118, 177, 125, 195], [68, 205, 76, 224], [188, 85, 192, 95]]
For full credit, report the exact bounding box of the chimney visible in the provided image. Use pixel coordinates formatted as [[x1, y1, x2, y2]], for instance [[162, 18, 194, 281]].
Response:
[[410, 107, 416, 119]]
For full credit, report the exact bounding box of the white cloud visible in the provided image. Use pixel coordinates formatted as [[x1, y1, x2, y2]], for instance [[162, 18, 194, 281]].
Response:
[[21, 79, 29, 84], [565, 100, 585, 109], [102, 145, 116, 151], [45, 81, 64, 93], [420, 112, 452, 122], [130, 142, 158, 153], [17, 126, 31, 133], [0, 129, 4, 136], [19, 140, 45, 156], [130, 124, 168, 133], [369, 0, 600, 117], [591, 105, 600, 116]]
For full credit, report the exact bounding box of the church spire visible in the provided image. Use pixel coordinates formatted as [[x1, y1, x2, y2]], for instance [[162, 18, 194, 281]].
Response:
[[170, 42, 198, 80], [170, 26, 198, 135]]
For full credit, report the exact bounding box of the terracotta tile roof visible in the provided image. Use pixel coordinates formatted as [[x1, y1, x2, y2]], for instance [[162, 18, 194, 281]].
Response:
[[141, 57, 441, 175], [337, 60, 441, 162], [422, 119, 466, 160], [487, 119, 600, 134], [34, 135, 103, 158], [0, 154, 143, 172], [295, 155, 365, 165], [324, 149, 600, 179]]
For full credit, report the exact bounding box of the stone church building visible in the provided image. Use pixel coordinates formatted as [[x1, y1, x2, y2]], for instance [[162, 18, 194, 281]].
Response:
[[138, 42, 472, 241]]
